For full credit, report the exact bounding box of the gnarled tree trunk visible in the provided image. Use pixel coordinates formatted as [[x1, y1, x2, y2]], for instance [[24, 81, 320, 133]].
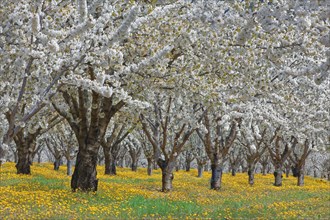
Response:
[[15, 134, 37, 175], [159, 160, 175, 192], [71, 145, 99, 192], [210, 163, 223, 190], [16, 144, 33, 174]]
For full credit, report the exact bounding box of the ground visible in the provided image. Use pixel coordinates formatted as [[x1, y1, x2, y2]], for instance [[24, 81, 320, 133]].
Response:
[[0, 162, 329, 219]]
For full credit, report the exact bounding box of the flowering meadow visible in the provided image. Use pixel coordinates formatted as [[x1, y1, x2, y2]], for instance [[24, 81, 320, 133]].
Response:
[[0, 162, 329, 219]]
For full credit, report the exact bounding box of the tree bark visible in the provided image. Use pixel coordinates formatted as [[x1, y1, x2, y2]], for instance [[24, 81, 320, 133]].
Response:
[[297, 168, 305, 186], [210, 163, 223, 190], [197, 163, 204, 178], [67, 159, 72, 176], [131, 156, 138, 172], [285, 165, 290, 178], [248, 166, 255, 186], [175, 163, 180, 172], [16, 141, 35, 174], [153, 161, 158, 170], [261, 165, 267, 176], [37, 153, 42, 163], [159, 160, 175, 192], [13, 151, 18, 163], [274, 168, 283, 186], [54, 157, 61, 171], [231, 168, 236, 176], [204, 163, 209, 172], [16, 149, 32, 174], [185, 161, 191, 172], [71, 147, 99, 192], [147, 158, 153, 176], [104, 148, 116, 175]]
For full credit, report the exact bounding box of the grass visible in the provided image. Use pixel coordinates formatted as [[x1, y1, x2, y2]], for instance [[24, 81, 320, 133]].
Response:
[[0, 162, 329, 219]]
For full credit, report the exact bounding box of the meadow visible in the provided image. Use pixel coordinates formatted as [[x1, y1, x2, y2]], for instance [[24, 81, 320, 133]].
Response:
[[0, 162, 329, 219]]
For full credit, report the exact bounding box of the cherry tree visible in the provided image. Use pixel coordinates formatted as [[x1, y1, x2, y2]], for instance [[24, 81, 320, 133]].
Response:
[[189, 133, 208, 178], [101, 116, 134, 175], [41, 0, 198, 191], [228, 144, 244, 177], [140, 93, 199, 192], [137, 129, 154, 176], [124, 134, 142, 172]]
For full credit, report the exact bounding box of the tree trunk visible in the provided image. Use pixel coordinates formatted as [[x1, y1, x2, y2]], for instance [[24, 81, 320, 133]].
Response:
[[67, 159, 72, 176], [210, 163, 223, 190], [274, 168, 283, 186], [107, 159, 116, 175], [197, 163, 204, 178], [158, 160, 175, 192], [231, 167, 236, 176], [313, 170, 317, 178], [16, 142, 34, 175], [153, 161, 158, 170], [131, 156, 138, 172], [147, 158, 152, 176], [119, 157, 124, 168], [103, 146, 113, 175], [186, 160, 191, 172], [104, 150, 116, 175], [261, 165, 267, 176], [285, 165, 290, 178], [71, 147, 99, 192], [13, 151, 18, 163], [54, 157, 61, 171], [37, 153, 42, 163], [175, 164, 179, 172], [267, 164, 272, 173], [131, 163, 137, 172], [16, 151, 32, 174], [297, 168, 305, 186], [248, 165, 255, 186], [204, 163, 209, 172]]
